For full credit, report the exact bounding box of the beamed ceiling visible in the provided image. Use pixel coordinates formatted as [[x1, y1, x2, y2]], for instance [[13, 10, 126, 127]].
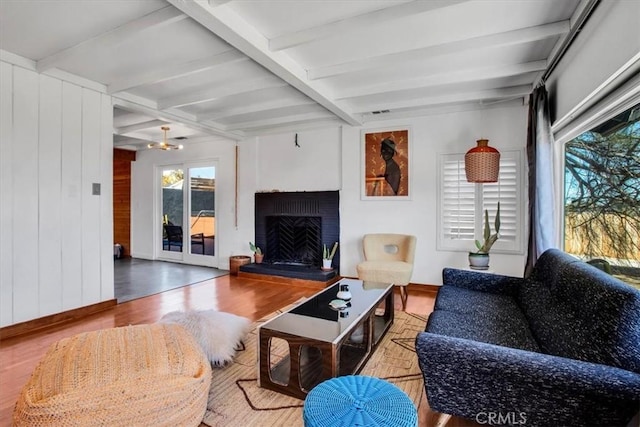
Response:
[[0, 0, 585, 150]]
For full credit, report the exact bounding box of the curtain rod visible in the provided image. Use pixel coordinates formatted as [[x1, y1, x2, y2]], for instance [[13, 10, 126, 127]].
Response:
[[539, 0, 601, 85]]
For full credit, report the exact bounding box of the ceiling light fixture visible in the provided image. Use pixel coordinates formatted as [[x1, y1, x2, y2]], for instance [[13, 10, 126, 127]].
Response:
[[147, 126, 184, 151], [465, 138, 500, 182]]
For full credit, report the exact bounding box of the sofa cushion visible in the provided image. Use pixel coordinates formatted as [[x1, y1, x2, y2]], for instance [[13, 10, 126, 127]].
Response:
[[551, 261, 640, 374], [518, 280, 602, 363], [435, 285, 522, 317], [520, 251, 640, 374], [428, 286, 539, 352]]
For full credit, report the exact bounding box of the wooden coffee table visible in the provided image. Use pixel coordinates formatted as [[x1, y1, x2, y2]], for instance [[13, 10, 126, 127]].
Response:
[[257, 278, 394, 399]]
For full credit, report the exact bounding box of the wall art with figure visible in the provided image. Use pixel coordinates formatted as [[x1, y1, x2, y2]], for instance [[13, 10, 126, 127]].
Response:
[[362, 128, 410, 199]]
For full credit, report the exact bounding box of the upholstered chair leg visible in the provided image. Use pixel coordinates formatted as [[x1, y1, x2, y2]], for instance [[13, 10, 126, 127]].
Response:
[[399, 286, 408, 310]]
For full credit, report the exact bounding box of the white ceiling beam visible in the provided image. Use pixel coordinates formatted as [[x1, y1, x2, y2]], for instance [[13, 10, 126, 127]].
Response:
[[158, 76, 287, 109], [309, 20, 570, 80], [224, 112, 335, 131], [198, 97, 316, 121], [37, 6, 188, 73], [222, 103, 324, 124], [113, 136, 148, 147], [269, 0, 470, 51], [115, 119, 168, 135], [338, 60, 547, 100], [362, 98, 525, 123], [108, 50, 248, 94], [352, 85, 532, 113], [165, 0, 361, 126], [208, 0, 233, 6], [113, 92, 244, 140]]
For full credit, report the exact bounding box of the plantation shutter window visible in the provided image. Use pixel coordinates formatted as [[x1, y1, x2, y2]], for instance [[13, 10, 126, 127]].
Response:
[[438, 150, 524, 254]]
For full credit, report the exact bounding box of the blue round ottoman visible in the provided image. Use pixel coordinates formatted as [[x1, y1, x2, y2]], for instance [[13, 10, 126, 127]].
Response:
[[303, 375, 417, 427]]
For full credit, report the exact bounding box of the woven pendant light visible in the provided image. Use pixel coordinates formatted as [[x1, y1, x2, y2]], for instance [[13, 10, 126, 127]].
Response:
[[465, 138, 500, 182]]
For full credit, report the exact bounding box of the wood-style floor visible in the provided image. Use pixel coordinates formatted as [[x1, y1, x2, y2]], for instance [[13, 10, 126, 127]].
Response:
[[0, 275, 478, 427]]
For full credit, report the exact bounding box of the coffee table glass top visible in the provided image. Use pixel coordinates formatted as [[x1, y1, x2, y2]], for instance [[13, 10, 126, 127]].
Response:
[[260, 278, 392, 343]]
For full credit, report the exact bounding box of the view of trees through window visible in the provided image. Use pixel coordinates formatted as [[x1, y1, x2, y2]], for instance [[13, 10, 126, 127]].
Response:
[[564, 103, 640, 289]]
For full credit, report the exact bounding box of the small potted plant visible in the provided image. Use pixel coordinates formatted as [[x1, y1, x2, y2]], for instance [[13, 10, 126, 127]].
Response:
[[322, 242, 339, 270], [469, 202, 500, 270], [249, 242, 264, 264]]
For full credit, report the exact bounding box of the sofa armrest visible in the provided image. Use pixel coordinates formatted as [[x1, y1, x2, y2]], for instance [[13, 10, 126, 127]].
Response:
[[416, 332, 640, 425], [442, 268, 524, 295]]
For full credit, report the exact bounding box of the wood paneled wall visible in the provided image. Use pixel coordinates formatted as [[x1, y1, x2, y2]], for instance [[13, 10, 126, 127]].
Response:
[[0, 61, 114, 327], [113, 149, 135, 257]]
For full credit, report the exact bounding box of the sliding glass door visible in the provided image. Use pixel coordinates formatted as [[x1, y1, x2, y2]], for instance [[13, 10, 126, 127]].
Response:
[[159, 161, 217, 267]]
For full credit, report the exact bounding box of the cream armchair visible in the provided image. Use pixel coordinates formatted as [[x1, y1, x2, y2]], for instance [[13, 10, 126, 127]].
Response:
[[356, 234, 417, 310]]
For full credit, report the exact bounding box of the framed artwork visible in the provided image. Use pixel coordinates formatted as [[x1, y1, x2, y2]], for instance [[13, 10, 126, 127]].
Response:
[[361, 127, 410, 200]]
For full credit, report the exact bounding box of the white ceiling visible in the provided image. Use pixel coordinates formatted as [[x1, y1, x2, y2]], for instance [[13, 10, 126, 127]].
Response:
[[0, 0, 584, 150]]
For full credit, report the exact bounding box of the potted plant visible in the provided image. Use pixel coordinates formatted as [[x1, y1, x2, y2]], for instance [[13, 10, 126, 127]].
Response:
[[469, 202, 500, 270], [322, 242, 339, 270], [249, 242, 264, 264]]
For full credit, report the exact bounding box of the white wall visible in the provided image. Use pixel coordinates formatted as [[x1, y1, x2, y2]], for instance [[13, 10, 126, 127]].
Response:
[[255, 127, 342, 192], [0, 61, 114, 326]]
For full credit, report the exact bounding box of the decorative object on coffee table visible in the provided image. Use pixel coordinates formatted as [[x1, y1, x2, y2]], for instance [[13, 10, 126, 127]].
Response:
[[303, 375, 417, 427], [336, 283, 352, 301]]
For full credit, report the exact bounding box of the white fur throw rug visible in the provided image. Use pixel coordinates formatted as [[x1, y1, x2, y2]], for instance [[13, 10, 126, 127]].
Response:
[[159, 310, 251, 367]]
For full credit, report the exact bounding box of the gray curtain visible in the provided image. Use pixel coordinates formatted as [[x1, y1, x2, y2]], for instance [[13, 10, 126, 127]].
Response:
[[525, 85, 558, 277]]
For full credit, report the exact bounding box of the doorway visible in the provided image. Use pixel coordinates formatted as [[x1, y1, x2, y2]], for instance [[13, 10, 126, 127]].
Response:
[[159, 162, 217, 267]]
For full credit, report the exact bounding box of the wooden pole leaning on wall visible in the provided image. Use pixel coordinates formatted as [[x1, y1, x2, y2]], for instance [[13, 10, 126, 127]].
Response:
[[235, 144, 238, 229]]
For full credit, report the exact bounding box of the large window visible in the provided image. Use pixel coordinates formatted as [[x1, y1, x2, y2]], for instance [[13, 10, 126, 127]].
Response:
[[438, 149, 524, 253], [564, 103, 640, 288]]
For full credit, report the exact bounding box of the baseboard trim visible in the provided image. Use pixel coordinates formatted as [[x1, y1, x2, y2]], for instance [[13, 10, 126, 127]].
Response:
[[0, 299, 117, 340], [407, 283, 440, 294]]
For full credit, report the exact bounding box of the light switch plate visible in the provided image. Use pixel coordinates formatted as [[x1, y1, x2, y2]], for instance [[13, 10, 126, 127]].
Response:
[[92, 183, 101, 195]]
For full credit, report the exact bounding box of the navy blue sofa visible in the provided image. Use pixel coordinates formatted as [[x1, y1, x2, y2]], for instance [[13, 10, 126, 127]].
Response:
[[415, 249, 640, 426]]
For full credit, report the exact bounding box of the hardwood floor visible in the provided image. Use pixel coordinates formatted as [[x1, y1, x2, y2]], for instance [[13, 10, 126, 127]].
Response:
[[0, 276, 475, 426]]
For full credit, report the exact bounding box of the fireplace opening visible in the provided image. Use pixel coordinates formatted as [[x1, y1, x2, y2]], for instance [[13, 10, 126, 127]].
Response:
[[266, 216, 322, 266]]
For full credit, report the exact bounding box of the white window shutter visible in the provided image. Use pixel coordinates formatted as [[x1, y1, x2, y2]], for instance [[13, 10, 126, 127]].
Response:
[[441, 156, 475, 240], [438, 150, 524, 254]]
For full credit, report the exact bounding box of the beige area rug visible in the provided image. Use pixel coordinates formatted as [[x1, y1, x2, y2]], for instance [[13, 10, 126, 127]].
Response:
[[200, 306, 427, 427]]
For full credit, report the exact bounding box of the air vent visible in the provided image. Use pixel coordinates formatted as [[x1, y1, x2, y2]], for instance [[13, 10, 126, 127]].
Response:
[[371, 110, 390, 115], [174, 136, 188, 140]]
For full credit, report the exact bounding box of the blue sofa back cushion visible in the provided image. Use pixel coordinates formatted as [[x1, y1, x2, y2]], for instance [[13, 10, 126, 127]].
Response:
[[428, 286, 540, 352], [520, 249, 640, 374]]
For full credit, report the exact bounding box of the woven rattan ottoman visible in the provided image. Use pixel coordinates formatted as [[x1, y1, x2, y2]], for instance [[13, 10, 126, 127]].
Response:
[[13, 323, 212, 427], [303, 375, 417, 426]]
